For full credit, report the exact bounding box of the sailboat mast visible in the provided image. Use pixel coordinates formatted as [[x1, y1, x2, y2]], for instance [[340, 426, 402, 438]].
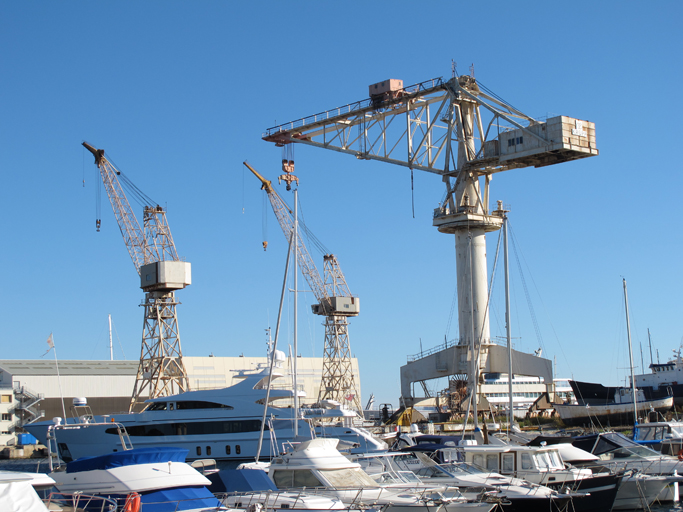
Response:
[[503, 213, 513, 428], [108, 314, 113, 361], [623, 278, 638, 424], [293, 188, 299, 437], [648, 328, 654, 367]]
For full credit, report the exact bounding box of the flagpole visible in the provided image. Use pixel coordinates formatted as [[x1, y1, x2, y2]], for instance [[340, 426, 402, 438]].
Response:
[[49, 333, 68, 421]]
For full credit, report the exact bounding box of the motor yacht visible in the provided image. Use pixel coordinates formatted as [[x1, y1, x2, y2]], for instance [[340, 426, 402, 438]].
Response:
[[25, 368, 386, 462]]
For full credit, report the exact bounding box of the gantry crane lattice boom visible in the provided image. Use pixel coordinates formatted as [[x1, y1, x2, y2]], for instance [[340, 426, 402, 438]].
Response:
[[83, 142, 191, 412], [244, 162, 363, 413], [262, 72, 598, 421]]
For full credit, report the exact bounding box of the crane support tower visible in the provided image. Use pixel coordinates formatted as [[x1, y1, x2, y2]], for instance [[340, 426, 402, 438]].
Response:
[[83, 142, 192, 412], [262, 73, 598, 420], [244, 162, 363, 413]]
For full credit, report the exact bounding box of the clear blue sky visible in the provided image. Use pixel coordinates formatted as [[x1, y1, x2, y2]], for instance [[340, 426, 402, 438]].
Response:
[[1, 1, 682, 408]]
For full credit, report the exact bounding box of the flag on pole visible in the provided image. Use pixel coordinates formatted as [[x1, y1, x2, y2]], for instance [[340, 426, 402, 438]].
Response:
[[345, 393, 355, 401], [42, 333, 54, 357]]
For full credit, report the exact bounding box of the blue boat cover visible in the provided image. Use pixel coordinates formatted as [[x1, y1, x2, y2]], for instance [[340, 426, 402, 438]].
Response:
[[207, 469, 278, 493], [66, 447, 189, 473], [140, 486, 221, 512]]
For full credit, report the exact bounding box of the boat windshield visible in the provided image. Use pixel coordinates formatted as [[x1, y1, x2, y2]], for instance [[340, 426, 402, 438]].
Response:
[[598, 445, 663, 460], [533, 451, 564, 470], [414, 466, 453, 478], [438, 462, 484, 475], [372, 471, 422, 485], [575, 432, 661, 457], [319, 468, 380, 489]]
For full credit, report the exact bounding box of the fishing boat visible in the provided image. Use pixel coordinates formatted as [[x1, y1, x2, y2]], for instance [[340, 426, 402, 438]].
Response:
[[633, 345, 683, 405], [553, 383, 673, 427], [555, 279, 674, 427]]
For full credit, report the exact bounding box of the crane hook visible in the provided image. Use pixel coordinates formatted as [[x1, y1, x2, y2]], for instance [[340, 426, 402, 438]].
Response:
[[262, 241, 268, 251]]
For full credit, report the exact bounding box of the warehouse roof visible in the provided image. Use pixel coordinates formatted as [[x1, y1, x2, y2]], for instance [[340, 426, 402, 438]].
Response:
[[0, 360, 138, 376]]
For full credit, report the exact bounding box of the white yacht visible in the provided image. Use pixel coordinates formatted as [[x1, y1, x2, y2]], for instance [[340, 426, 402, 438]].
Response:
[[24, 368, 386, 462]]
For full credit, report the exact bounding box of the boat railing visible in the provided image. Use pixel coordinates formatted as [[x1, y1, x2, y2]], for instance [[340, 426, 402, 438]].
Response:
[[216, 489, 371, 510], [43, 492, 118, 512], [262, 77, 445, 138], [191, 457, 219, 475]]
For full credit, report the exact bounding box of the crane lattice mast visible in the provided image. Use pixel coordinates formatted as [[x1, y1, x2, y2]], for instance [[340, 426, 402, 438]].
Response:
[[262, 73, 597, 420], [83, 142, 192, 412], [244, 162, 363, 413]]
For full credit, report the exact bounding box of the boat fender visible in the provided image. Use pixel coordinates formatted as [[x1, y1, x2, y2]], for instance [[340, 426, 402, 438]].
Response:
[[678, 449, 683, 461], [124, 492, 141, 512]]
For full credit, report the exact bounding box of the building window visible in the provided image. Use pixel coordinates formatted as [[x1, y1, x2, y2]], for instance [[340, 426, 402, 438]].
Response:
[[1, 395, 11, 403], [1, 413, 10, 421]]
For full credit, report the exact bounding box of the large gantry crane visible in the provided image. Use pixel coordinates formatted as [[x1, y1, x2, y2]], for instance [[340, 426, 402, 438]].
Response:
[[83, 142, 192, 412], [243, 161, 363, 413], [263, 73, 597, 425]]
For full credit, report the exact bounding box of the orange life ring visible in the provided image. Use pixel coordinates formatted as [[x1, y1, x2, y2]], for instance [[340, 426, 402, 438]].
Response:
[[124, 492, 141, 512], [677, 449, 683, 461]]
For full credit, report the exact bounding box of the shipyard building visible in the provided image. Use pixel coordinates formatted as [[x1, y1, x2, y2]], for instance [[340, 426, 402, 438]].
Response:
[[0, 356, 360, 446]]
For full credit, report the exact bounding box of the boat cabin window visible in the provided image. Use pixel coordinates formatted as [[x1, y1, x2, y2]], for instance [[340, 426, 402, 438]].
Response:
[[175, 401, 234, 410], [472, 454, 484, 469], [501, 453, 514, 473], [636, 426, 666, 441], [485, 454, 498, 471], [272, 469, 324, 488], [521, 453, 533, 470], [105, 419, 264, 437], [146, 402, 168, 411]]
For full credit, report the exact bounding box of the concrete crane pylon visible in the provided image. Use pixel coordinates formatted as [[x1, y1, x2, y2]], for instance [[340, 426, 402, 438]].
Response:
[[243, 162, 363, 414], [82, 142, 192, 412], [262, 73, 598, 423]]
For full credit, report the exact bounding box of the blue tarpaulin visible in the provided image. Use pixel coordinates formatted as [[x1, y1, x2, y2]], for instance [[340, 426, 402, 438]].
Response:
[[66, 447, 189, 473], [140, 486, 221, 512]]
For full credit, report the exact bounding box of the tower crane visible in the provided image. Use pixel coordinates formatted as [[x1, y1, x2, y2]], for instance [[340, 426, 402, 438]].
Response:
[[83, 142, 192, 412], [262, 73, 598, 424], [243, 161, 363, 414]]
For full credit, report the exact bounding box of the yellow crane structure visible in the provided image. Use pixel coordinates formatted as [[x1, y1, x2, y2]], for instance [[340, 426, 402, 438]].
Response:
[[83, 142, 192, 412], [244, 162, 363, 413]]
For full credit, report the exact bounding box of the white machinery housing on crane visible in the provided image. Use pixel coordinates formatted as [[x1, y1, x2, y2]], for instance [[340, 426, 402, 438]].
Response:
[[311, 296, 360, 316], [140, 261, 192, 292]]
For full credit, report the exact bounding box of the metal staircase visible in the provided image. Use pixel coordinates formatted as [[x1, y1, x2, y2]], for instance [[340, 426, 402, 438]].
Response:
[[11, 383, 44, 431]]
